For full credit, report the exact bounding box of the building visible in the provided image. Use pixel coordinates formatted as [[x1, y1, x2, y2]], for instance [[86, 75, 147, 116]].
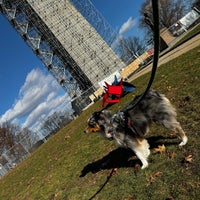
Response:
[[0, 0, 125, 114]]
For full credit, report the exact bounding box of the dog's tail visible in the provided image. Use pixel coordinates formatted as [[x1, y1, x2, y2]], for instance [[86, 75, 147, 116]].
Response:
[[160, 93, 177, 118]]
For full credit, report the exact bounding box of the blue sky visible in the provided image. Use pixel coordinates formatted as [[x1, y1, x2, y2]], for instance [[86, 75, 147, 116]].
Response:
[[90, 0, 142, 36], [0, 0, 144, 130]]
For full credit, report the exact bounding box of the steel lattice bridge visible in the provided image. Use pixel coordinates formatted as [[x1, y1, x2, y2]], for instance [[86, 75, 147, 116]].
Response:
[[0, 0, 125, 114]]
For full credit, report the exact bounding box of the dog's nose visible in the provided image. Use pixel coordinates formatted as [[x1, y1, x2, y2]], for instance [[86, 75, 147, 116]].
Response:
[[84, 129, 89, 134]]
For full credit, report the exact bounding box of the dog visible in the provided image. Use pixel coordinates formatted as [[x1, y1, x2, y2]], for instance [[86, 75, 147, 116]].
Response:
[[85, 90, 188, 169]]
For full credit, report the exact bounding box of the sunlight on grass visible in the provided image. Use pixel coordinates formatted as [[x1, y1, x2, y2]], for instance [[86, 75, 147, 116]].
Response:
[[0, 46, 200, 200]]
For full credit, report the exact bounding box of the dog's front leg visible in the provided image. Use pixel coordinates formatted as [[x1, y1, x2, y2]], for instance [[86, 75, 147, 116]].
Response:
[[129, 138, 150, 169], [135, 151, 149, 169]]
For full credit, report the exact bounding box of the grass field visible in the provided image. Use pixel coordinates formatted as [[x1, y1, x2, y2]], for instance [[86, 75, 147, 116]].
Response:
[[0, 45, 200, 200]]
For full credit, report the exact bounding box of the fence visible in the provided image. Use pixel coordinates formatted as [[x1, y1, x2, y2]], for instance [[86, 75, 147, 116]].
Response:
[[1, 15, 199, 179]]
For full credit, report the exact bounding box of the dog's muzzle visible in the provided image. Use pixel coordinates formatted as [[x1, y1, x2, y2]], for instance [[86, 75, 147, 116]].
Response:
[[84, 124, 101, 134]]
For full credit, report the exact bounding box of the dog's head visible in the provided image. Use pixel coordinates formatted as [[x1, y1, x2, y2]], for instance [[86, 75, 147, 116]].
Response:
[[85, 110, 114, 139], [85, 111, 102, 133]]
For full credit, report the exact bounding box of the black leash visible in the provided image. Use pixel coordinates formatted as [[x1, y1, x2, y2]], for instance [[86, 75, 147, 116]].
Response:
[[121, 0, 160, 113]]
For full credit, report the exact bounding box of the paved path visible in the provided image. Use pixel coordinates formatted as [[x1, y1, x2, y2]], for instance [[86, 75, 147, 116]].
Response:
[[131, 34, 200, 81]]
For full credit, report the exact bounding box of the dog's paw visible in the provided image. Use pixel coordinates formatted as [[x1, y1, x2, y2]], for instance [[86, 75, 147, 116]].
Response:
[[141, 162, 148, 169], [179, 136, 188, 146]]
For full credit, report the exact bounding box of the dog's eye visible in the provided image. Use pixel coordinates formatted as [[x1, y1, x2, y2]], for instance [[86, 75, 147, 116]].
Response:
[[88, 120, 97, 128], [89, 124, 96, 128], [99, 125, 105, 131]]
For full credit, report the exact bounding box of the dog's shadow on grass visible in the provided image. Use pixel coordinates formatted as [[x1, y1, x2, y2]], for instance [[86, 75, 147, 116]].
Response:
[[80, 147, 137, 177], [80, 135, 179, 177]]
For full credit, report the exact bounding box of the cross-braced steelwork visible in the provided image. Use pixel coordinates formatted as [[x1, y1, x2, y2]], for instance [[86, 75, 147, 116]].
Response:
[[0, 0, 125, 113], [70, 0, 119, 50]]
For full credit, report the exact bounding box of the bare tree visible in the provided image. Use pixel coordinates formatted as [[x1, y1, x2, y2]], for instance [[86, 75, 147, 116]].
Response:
[[138, 0, 191, 51], [39, 111, 73, 138], [117, 36, 146, 64], [0, 122, 18, 154], [139, 0, 188, 31], [0, 122, 33, 154]]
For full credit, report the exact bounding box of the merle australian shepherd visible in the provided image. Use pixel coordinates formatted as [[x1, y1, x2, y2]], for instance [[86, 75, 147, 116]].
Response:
[[85, 90, 188, 169]]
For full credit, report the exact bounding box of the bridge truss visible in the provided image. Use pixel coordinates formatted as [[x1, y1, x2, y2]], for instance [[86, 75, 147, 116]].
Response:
[[0, 0, 125, 114]]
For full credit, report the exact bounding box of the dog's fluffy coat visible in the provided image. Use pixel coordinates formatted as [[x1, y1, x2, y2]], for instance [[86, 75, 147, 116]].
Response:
[[85, 90, 188, 169]]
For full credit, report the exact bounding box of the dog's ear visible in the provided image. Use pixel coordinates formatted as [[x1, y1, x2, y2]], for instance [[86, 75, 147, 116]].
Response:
[[94, 111, 101, 116], [92, 111, 101, 120], [101, 110, 113, 118]]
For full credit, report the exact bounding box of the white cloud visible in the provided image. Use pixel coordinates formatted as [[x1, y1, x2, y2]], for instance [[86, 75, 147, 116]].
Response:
[[119, 17, 137, 36], [0, 68, 71, 129], [111, 17, 137, 49], [23, 93, 70, 129]]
